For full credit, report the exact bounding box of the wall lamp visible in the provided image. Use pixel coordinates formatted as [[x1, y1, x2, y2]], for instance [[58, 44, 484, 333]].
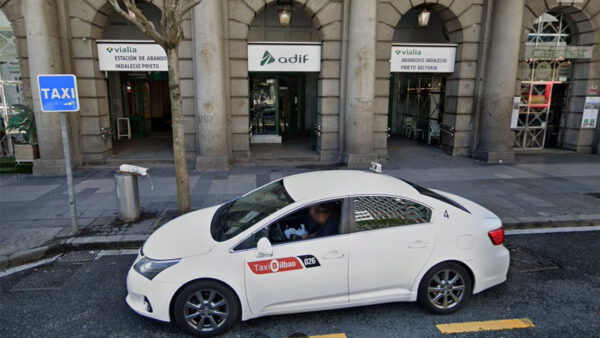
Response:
[[277, 0, 293, 26], [418, 8, 431, 27]]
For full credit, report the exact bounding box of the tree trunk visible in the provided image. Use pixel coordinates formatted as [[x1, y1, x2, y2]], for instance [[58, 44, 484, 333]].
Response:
[[167, 47, 191, 213]]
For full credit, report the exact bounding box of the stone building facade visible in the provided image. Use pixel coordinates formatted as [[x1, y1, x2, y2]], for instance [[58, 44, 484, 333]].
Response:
[[0, 0, 598, 174]]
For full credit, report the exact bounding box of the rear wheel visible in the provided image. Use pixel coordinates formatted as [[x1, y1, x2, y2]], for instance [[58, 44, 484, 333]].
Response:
[[173, 280, 239, 337], [418, 262, 471, 314]]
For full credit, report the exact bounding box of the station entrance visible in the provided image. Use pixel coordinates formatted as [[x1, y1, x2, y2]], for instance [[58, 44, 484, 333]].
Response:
[[388, 73, 446, 146], [101, 2, 173, 161], [249, 73, 315, 144]]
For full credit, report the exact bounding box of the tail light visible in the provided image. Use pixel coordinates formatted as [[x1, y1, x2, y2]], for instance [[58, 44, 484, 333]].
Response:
[[488, 228, 505, 245]]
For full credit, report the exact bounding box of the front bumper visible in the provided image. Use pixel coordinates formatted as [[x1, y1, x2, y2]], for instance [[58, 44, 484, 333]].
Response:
[[126, 266, 181, 322]]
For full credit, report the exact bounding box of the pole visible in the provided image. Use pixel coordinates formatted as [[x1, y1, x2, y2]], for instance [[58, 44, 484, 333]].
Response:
[[59, 111, 78, 232]]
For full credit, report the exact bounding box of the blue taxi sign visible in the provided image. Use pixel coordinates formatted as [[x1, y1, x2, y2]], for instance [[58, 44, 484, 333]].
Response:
[[37, 74, 80, 112]]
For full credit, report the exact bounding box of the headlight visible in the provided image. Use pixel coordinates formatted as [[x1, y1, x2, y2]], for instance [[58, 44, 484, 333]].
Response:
[[133, 256, 180, 280]]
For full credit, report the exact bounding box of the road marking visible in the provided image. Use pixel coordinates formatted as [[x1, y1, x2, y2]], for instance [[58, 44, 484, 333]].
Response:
[[506, 225, 600, 235], [309, 334, 346, 338], [436, 318, 535, 334]]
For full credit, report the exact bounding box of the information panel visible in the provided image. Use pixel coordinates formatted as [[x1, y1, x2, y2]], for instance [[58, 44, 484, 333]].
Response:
[[391, 45, 456, 73], [581, 96, 599, 129], [97, 41, 168, 72]]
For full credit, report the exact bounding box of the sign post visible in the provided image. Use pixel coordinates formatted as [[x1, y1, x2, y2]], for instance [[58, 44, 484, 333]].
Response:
[[37, 74, 80, 233]]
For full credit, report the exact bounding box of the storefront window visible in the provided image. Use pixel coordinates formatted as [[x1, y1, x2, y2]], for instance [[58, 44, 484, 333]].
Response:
[[0, 12, 23, 157], [527, 13, 572, 45]]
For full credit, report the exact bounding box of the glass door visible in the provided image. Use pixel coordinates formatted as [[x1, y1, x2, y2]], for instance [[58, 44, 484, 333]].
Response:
[[250, 75, 279, 137], [279, 75, 305, 138], [389, 73, 445, 145]]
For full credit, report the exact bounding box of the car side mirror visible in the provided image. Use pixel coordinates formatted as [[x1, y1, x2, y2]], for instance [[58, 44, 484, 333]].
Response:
[[256, 237, 273, 258]]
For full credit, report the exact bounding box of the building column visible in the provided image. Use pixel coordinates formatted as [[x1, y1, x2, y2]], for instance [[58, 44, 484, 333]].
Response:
[[342, 0, 377, 165], [24, 0, 68, 174], [193, 0, 229, 170], [473, 0, 524, 163]]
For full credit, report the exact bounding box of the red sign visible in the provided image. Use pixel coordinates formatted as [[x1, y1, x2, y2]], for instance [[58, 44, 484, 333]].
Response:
[[248, 257, 303, 275]]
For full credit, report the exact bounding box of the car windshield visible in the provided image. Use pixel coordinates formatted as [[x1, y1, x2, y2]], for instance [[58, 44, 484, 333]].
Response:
[[210, 180, 294, 242]]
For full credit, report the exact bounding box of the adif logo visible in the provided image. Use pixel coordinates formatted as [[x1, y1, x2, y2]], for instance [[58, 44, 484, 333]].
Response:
[[260, 50, 309, 66], [260, 50, 275, 66]]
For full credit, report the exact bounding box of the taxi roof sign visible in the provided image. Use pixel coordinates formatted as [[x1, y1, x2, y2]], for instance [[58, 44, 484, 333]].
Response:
[[37, 74, 80, 112]]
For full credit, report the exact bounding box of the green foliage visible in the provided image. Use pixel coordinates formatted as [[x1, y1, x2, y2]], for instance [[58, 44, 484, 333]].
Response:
[[6, 104, 37, 144]]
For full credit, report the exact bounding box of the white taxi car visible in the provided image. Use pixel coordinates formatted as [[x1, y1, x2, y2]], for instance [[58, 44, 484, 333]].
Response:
[[126, 169, 509, 336]]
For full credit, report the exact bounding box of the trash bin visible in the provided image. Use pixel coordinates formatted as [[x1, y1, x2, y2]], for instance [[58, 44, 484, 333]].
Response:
[[115, 172, 141, 222]]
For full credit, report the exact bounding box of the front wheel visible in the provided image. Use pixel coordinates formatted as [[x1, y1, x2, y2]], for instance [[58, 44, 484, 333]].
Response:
[[418, 262, 472, 314], [173, 280, 240, 337]]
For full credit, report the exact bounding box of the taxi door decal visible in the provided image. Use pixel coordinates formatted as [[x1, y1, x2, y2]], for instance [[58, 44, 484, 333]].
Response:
[[248, 255, 321, 275]]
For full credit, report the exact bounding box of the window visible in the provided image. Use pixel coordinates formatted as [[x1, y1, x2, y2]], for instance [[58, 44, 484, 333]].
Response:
[[234, 200, 344, 251], [211, 180, 294, 242], [352, 196, 432, 232]]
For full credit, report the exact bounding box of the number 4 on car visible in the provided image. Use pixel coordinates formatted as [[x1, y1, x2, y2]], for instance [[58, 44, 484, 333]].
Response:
[[126, 169, 509, 336]]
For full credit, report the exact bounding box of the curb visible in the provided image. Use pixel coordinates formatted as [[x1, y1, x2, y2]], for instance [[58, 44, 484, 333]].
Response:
[[0, 235, 148, 273], [2, 219, 600, 273], [502, 217, 600, 230]]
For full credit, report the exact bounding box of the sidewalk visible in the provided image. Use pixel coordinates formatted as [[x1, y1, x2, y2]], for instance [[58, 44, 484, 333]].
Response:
[[1, 139, 600, 269]]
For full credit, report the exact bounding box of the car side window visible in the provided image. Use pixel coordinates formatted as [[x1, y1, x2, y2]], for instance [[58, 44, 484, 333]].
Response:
[[352, 195, 432, 232], [234, 199, 344, 251]]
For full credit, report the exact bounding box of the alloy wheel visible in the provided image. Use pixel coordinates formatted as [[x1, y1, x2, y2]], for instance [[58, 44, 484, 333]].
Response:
[[183, 289, 229, 333], [427, 269, 466, 310]]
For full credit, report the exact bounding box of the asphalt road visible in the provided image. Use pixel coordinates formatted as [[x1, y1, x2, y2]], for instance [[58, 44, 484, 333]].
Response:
[[1, 231, 599, 337]]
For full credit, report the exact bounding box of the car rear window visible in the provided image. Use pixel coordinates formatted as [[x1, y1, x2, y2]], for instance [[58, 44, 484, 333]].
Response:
[[401, 180, 470, 214]]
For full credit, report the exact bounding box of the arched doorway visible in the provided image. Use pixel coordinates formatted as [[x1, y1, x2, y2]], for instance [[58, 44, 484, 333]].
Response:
[[247, 3, 320, 159], [385, 3, 470, 156], [388, 6, 452, 148], [515, 9, 595, 151], [100, 2, 173, 160]]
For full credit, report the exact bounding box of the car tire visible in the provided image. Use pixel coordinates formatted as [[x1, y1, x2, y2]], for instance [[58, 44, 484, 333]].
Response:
[[417, 262, 472, 315], [173, 280, 240, 337]]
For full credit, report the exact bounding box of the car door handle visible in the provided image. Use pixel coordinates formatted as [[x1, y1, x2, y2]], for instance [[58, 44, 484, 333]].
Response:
[[322, 251, 345, 260], [408, 241, 429, 249]]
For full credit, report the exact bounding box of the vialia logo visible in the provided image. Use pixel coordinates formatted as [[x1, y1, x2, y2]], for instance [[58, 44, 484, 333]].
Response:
[[260, 50, 309, 66], [106, 46, 138, 53]]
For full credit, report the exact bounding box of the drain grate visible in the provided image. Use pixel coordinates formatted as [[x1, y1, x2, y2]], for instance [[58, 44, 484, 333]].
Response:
[[509, 246, 559, 273], [10, 264, 82, 291], [56, 251, 97, 263]]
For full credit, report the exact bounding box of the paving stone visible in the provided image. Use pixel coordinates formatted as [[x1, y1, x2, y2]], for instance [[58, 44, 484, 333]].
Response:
[[0, 185, 59, 202]]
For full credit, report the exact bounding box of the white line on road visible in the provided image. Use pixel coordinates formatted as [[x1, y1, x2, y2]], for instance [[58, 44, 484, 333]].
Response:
[[506, 225, 600, 235]]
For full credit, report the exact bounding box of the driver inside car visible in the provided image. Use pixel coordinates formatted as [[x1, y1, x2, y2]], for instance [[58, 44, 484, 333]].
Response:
[[302, 203, 340, 239]]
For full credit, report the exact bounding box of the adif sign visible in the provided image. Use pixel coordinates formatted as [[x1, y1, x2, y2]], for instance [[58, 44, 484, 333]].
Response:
[[248, 43, 321, 72], [391, 45, 457, 73]]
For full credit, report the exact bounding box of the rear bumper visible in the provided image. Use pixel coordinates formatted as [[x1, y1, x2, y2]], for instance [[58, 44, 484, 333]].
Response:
[[126, 267, 180, 322], [471, 246, 510, 294]]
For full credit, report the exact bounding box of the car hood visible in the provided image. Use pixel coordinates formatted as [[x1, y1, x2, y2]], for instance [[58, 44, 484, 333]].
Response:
[[142, 205, 221, 260]]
